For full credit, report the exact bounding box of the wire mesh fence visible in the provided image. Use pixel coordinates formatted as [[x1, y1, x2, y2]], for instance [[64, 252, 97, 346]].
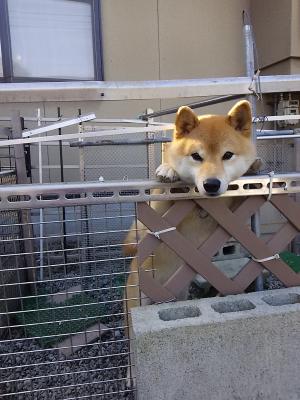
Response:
[[0, 201, 138, 400], [257, 138, 296, 174]]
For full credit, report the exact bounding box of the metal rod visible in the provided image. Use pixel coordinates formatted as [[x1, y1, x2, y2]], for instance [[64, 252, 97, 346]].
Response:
[[1, 119, 300, 148], [70, 138, 171, 147], [22, 113, 96, 137], [78, 108, 91, 264], [10, 111, 36, 287], [37, 108, 44, 281], [257, 134, 300, 140], [257, 129, 295, 136], [57, 106, 68, 265], [70, 133, 300, 148], [146, 108, 156, 179], [0, 115, 167, 125], [140, 94, 246, 120], [243, 10, 264, 291]]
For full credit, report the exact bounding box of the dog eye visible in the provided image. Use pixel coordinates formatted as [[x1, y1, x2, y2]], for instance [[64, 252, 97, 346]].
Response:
[[191, 153, 203, 162], [222, 151, 234, 160]]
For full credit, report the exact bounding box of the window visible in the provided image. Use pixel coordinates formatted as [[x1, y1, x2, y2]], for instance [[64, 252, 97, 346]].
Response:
[[0, 0, 103, 82]]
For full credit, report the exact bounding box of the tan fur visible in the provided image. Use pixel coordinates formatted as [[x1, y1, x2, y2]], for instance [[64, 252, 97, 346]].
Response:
[[123, 100, 257, 334]]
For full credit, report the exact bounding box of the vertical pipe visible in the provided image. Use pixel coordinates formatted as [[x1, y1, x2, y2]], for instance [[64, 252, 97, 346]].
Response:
[[146, 108, 156, 179], [243, 12, 263, 291], [37, 108, 44, 281], [78, 109, 89, 264], [58, 107, 67, 264], [11, 111, 36, 292], [243, 19, 257, 143]]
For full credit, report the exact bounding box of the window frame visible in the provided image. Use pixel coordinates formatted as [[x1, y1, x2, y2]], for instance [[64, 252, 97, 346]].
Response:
[[0, 0, 103, 82]]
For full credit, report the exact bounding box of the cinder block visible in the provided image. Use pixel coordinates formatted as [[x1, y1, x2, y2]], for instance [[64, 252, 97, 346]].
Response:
[[131, 287, 300, 400]]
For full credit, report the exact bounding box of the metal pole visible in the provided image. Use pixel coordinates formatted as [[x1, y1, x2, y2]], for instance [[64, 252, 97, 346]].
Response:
[[140, 94, 245, 120], [243, 11, 264, 291], [78, 108, 90, 265], [58, 107, 67, 265], [11, 111, 36, 291], [145, 108, 156, 179], [37, 108, 44, 281]]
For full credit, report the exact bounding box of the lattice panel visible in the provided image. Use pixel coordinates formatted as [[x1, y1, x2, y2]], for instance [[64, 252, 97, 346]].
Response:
[[136, 194, 300, 302]]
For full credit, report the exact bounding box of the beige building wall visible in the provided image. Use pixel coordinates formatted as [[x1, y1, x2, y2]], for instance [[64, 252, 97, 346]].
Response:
[[251, 0, 300, 75], [101, 0, 250, 81], [100, 0, 252, 143]]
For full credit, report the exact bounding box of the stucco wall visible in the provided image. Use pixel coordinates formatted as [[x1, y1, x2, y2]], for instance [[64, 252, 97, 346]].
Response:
[[251, 0, 300, 74]]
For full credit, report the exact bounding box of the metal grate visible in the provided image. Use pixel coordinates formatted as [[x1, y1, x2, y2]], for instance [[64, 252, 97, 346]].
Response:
[[0, 202, 138, 399], [82, 142, 149, 181], [0, 170, 27, 341], [257, 139, 295, 173]]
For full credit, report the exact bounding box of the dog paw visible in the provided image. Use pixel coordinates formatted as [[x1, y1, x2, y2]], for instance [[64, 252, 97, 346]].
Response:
[[156, 163, 179, 182]]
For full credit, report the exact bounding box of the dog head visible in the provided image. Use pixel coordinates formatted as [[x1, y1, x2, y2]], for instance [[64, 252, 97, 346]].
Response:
[[169, 100, 256, 196]]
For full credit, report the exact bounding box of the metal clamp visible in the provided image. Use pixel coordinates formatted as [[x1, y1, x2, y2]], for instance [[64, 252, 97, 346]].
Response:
[[149, 227, 176, 239], [252, 253, 280, 263]]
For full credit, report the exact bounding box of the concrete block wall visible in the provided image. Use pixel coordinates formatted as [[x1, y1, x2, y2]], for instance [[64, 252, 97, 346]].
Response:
[[132, 287, 300, 400]]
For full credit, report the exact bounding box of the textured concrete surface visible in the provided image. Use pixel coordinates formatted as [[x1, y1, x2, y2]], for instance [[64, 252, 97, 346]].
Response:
[[132, 287, 300, 400]]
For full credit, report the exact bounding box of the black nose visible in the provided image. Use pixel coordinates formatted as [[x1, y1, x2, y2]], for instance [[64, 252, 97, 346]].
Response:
[[203, 178, 221, 194]]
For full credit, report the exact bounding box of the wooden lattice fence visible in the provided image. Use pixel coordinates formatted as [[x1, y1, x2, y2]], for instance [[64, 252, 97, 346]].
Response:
[[137, 194, 300, 302]]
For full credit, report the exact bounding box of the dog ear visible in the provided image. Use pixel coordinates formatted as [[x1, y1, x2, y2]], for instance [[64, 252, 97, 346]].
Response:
[[175, 106, 199, 138], [227, 100, 252, 133]]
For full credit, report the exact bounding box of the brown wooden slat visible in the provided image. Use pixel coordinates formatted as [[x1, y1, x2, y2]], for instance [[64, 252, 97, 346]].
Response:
[[164, 264, 195, 295], [137, 201, 196, 302], [197, 199, 300, 287], [164, 196, 265, 295], [138, 200, 195, 264], [137, 202, 243, 294], [200, 196, 265, 256], [137, 234, 160, 265], [267, 222, 298, 251], [270, 195, 300, 231], [139, 270, 176, 303], [234, 222, 299, 289]]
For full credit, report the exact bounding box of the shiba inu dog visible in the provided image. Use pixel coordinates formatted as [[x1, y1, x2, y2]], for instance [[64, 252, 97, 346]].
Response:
[[123, 99, 258, 325], [156, 100, 256, 196]]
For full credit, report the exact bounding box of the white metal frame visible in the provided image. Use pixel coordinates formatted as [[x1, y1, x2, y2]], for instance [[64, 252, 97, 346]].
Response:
[[22, 114, 96, 138], [0, 75, 300, 102], [0, 173, 299, 210], [1, 114, 300, 148]]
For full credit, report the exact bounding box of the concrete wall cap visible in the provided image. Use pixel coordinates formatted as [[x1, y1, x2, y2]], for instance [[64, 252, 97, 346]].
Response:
[[131, 286, 300, 336]]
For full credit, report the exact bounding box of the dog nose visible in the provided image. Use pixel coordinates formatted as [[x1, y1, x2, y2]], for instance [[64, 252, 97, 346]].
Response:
[[203, 178, 221, 194]]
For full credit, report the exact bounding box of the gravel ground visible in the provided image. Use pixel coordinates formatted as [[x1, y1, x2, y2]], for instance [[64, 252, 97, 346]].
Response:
[[0, 329, 134, 400], [265, 273, 285, 290]]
